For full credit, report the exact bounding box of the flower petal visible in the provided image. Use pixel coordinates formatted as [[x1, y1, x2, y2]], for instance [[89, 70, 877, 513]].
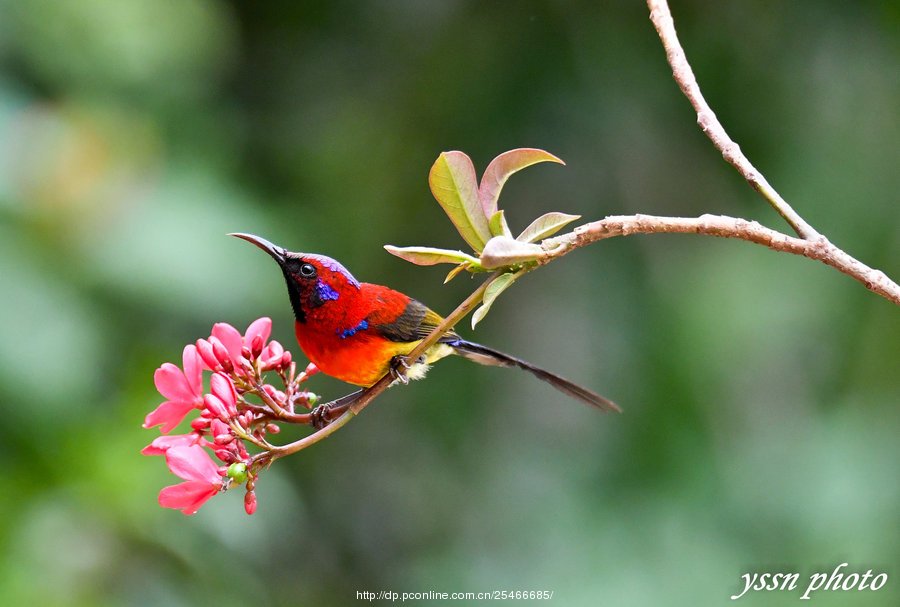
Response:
[[182, 345, 203, 396], [165, 445, 220, 483], [210, 372, 237, 414], [153, 363, 195, 403], [159, 480, 219, 515], [143, 400, 197, 434], [141, 433, 198, 455], [244, 317, 271, 347], [211, 322, 243, 364]]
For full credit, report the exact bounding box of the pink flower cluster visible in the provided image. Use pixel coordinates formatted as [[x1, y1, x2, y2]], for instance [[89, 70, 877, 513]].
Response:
[[143, 318, 317, 515]]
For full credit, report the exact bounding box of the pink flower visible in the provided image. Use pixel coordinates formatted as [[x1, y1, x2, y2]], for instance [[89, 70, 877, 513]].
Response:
[[210, 419, 234, 445], [259, 339, 284, 369], [203, 372, 238, 420], [145, 317, 299, 515], [210, 318, 272, 372], [141, 433, 203, 456], [144, 345, 205, 433], [158, 445, 223, 515]]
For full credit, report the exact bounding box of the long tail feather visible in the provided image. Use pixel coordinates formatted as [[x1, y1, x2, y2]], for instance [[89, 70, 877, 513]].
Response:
[[446, 339, 620, 413]]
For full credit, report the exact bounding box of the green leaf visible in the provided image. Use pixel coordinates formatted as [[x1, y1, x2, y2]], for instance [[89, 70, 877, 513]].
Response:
[[479, 235, 544, 269], [429, 151, 492, 252], [488, 209, 513, 238], [478, 148, 565, 218], [472, 272, 518, 329], [384, 245, 481, 267], [516, 212, 581, 243]]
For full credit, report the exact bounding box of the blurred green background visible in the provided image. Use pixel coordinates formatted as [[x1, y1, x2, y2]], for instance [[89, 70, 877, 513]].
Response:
[[0, 1, 897, 605]]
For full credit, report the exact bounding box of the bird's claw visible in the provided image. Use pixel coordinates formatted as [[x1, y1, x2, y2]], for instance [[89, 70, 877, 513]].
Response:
[[390, 356, 410, 384], [389, 354, 427, 385], [310, 404, 332, 430]]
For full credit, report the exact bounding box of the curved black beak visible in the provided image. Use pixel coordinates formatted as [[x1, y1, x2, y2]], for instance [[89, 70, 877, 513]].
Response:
[[229, 233, 288, 265]]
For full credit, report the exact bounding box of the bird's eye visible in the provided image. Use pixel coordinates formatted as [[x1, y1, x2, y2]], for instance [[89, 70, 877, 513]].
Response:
[[299, 263, 317, 278]]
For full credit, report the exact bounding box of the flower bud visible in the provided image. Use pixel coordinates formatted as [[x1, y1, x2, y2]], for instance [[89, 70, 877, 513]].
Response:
[[210, 372, 239, 417], [214, 449, 237, 464], [191, 417, 211, 431], [203, 394, 229, 421], [214, 433, 234, 445], [244, 490, 257, 515], [211, 339, 234, 373], [241, 345, 252, 362], [196, 339, 220, 370], [250, 335, 264, 360], [280, 350, 292, 368], [265, 423, 280, 434], [226, 462, 248, 484]]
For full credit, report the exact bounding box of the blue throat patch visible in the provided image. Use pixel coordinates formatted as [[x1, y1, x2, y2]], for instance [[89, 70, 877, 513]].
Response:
[[315, 280, 340, 303], [339, 319, 369, 339]]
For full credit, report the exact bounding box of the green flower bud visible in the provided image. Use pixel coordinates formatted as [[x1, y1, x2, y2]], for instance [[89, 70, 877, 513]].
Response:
[[226, 462, 248, 484]]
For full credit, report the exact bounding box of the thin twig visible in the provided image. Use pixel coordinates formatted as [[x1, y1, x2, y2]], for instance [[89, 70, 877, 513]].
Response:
[[641, 0, 899, 306], [541, 214, 900, 305], [647, 0, 818, 240]]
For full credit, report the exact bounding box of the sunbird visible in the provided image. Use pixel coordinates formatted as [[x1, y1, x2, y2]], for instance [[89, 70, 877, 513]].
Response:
[[231, 233, 619, 412]]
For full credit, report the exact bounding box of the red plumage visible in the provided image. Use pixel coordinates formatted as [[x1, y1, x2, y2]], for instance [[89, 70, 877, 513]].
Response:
[[231, 233, 619, 412]]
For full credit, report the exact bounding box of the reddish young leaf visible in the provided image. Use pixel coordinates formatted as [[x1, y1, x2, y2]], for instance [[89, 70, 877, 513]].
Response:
[[384, 245, 481, 267], [479, 235, 545, 269], [517, 212, 581, 243], [478, 149, 564, 218], [429, 151, 492, 252], [488, 209, 513, 238]]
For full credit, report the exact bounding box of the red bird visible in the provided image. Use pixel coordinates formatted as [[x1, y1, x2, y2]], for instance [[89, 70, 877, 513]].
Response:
[[231, 233, 619, 412]]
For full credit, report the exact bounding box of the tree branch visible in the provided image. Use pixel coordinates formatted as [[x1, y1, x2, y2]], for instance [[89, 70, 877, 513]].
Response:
[[639, 0, 899, 307], [246, 1, 900, 475], [540, 214, 900, 305], [647, 0, 818, 240]]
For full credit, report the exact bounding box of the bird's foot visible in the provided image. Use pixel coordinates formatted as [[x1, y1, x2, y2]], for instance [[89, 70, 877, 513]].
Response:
[[389, 354, 427, 385], [309, 404, 332, 430], [389, 355, 411, 385]]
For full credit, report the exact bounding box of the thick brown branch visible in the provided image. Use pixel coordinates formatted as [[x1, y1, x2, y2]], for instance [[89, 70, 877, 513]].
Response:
[[541, 214, 900, 306]]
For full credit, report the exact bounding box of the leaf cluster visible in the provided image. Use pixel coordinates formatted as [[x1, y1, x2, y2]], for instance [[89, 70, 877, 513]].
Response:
[[385, 148, 580, 327]]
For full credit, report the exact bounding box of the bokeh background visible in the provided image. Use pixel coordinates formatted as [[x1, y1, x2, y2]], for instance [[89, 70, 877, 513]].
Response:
[[1, 1, 897, 605]]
